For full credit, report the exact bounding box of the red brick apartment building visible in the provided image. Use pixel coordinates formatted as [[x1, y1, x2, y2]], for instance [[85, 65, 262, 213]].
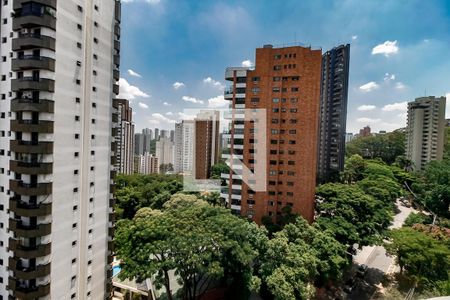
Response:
[[221, 44, 322, 223]]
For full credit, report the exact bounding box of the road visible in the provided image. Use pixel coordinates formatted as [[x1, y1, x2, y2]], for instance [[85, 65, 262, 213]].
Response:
[[345, 200, 418, 300]]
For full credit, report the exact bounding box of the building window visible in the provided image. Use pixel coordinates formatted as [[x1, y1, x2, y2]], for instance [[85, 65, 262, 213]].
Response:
[[272, 98, 279, 103]]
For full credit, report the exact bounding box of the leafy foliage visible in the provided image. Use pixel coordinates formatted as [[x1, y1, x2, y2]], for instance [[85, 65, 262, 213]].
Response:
[[385, 227, 450, 285], [346, 130, 405, 164]]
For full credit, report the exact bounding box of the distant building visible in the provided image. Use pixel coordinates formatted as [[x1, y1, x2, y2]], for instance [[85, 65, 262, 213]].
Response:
[[345, 133, 354, 143], [359, 126, 371, 137], [406, 96, 446, 170], [194, 111, 220, 179], [113, 99, 135, 174], [154, 128, 160, 141], [170, 129, 175, 142], [142, 128, 153, 140], [156, 137, 174, 168], [174, 121, 195, 174], [160, 129, 169, 139], [135, 153, 159, 174], [134, 128, 153, 155], [317, 44, 350, 182]]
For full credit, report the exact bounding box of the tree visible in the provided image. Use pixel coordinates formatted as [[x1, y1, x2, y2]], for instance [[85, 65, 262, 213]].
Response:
[[316, 183, 393, 247], [342, 154, 367, 183], [160, 163, 174, 174], [260, 218, 348, 299], [115, 196, 266, 300], [210, 162, 230, 181], [346, 130, 405, 164], [200, 191, 226, 207], [385, 227, 450, 285], [404, 212, 433, 227]]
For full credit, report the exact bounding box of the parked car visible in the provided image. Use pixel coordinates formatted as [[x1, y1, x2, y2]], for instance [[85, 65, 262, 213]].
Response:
[[357, 264, 368, 277]]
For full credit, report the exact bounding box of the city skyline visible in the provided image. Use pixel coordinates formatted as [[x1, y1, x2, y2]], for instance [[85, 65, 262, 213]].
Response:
[[118, 0, 450, 133]]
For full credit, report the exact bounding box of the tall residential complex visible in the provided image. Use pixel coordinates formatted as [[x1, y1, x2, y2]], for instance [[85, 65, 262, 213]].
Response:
[[0, 0, 121, 298], [317, 44, 350, 182], [113, 99, 134, 174], [174, 121, 195, 174], [154, 128, 160, 141], [135, 153, 159, 175], [134, 128, 152, 155], [155, 137, 174, 169], [221, 45, 322, 223], [194, 111, 220, 179], [406, 96, 446, 170], [359, 125, 371, 137]]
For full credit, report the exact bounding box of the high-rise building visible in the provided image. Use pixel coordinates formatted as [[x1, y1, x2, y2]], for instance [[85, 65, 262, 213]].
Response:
[[160, 129, 168, 139], [221, 44, 322, 224], [155, 137, 174, 168], [134, 133, 144, 155], [135, 153, 159, 174], [113, 99, 134, 174], [2, 0, 121, 298], [359, 125, 371, 137], [317, 44, 350, 182], [142, 128, 153, 140], [174, 121, 197, 175], [154, 128, 160, 141], [170, 129, 175, 142], [194, 111, 220, 179], [406, 96, 446, 170], [345, 132, 354, 143]]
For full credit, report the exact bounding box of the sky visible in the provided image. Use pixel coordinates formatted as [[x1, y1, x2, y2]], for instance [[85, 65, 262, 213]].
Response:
[[118, 0, 450, 133]]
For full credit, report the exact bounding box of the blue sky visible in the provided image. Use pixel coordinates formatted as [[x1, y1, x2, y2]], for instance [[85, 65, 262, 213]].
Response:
[[119, 0, 450, 133]]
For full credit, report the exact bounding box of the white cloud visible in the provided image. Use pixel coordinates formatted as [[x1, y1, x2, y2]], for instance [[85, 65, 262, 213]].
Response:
[[118, 78, 150, 100], [203, 77, 224, 90], [357, 105, 376, 111], [241, 60, 254, 67], [357, 117, 381, 123], [352, 35, 358, 40], [177, 112, 196, 121], [148, 113, 175, 126], [395, 82, 406, 89], [359, 81, 379, 92], [372, 40, 399, 57], [384, 73, 395, 81], [397, 112, 408, 119], [138, 102, 149, 109], [382, 101, 408, 112], [165, 112, 173, 116], [182, 96, 204, 104], [172, 82, 185, 90], [163, 102, 171, 106], [207, 95, 228, 108], [127, 69, 142, 78]]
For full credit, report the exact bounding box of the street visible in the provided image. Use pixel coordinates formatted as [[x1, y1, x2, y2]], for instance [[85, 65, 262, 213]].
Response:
[[345, 200, 418, 300]]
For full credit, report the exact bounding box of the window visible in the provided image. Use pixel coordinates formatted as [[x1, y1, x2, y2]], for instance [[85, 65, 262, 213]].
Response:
[[73, 205, 78, 211], [291, 87, 299, 92], [76, 61, 81, 67], [74, 152, 79, 157], [272, 108, 279, 113], [75, 97, 80, 103], [272, 87, 280, 93], [292, 76, 300, 81], [290, 98, 298, 103], [72, 223, 77, 228], [289, 130, 296, 134], [287, 182, 294, 186], [77, 5, 83, 12], [93, 37, 98, 44], [271, 119, 279, 124], [74, 170, 78, 175], [274, 54, 281, 59], [251, 87, 260, 93], [74, 133, 79, 139], [289, 140, 296, 145], [252, 76, 260, 82], [75, 116, 80, 121], [271, 129, 278, 134], [288, 161, 295, 165], [77, 42, 82, 49], [273, 77, 281, 81], [273, 65, 282, 70], [270, 140, 278, 145], [73, 187, 78, 192], [77, 24, 82, 30], [270, 150, 277, 154], [251, 98, 259, 104], [288, 150, 296, 155], [272, 98, 279, 103]]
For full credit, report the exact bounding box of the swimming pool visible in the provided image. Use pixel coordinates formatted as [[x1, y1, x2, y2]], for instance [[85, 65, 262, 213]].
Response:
[[112, 265, 121, 277]]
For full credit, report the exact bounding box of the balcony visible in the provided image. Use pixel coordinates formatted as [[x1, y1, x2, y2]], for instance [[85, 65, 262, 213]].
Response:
[[13, 12, 56, 31], [11, 98, 54, 113], [13, 0, 57, 10], [9, 238, 51, 258], [113, 83, 119, 95], [9, 258, 51, 280], [9, 180, 52, 196], [11, 77, 55, 92], [9, 198, 52, 217], [113, 69, 120, 81], [12, 33, 55, 51], [9, 219, 51, 238], [12, 56, 55, 71], [10, 160, 53, 175], [10, 119, 54, 133], [10, 140, 53, 154], [9, 278, 51, 299], [114, 39, 120, 51]]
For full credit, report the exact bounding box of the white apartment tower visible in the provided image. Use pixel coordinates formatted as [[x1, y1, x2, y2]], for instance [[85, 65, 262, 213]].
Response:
[[0, 0, 121, 299], [406, 96, 446, 170], [113, 99, 134, 174], [155, 137, 174, 169], [136, 153, 158, 175], [174, 121, 195, 174]]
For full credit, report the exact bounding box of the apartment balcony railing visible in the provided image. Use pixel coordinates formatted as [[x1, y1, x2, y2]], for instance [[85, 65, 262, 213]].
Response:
[[12, 55, 55, 71], [9, 198, 52, 217], [9, 238, 51, 258], [13, 0, 57, 10], [11, 98, 54, 113], [10, 160, 53, 175], [11, 77, 55, 92], [8, 257, 51, 280], [9, 180, 52, 196], [12, 33, 55, 51], [10, 140, 53, 154], [8, 276, 51, 299], [13, 10, 56, 31], [10, 119, 54, 133], [9, 219, 51, 238]]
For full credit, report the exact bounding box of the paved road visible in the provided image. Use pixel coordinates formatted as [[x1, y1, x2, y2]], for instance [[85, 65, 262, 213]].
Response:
[[345, 200, 418, 300]]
